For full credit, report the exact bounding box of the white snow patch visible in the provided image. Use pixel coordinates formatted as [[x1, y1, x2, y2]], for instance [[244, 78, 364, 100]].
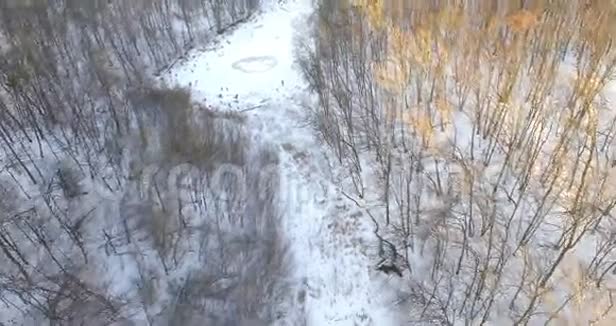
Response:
[[163, 0, 305, 111], [162, 0, 403, 325]]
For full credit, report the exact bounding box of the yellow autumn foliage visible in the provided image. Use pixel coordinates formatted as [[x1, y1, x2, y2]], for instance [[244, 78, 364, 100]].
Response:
[[506, 10, 539, 32], [332, 0, 616, 324], [435, 96, 453, 126], [372, 58, 408, 93]]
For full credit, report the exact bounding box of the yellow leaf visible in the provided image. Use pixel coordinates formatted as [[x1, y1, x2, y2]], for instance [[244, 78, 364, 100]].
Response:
[[436, 97, 453, 125], [373, 58, 409, 93], [506, 10, 538, 32]]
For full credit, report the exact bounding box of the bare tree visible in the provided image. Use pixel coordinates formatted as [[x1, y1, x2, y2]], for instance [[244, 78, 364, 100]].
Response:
[[298, 0, 616, 324]]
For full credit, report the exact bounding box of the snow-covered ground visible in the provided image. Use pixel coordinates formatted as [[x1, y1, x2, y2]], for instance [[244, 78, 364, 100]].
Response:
[[162, 0, 404, 324]]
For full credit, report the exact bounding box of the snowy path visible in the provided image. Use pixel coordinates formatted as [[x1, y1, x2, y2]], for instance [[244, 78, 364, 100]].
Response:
[[163, 1, 400, 324]]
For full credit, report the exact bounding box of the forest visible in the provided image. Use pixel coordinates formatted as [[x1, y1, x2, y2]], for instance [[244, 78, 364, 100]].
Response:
[[0, 0, 294, 325], [2, 0, 616, 325], [299, 0, 616, 324]]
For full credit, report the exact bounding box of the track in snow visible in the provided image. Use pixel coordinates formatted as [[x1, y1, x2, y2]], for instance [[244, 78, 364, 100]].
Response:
[[232, 56, 279, 73]]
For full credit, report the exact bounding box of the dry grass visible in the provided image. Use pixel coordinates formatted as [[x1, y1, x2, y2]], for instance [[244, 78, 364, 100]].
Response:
[[129, 86, 247, 172]]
